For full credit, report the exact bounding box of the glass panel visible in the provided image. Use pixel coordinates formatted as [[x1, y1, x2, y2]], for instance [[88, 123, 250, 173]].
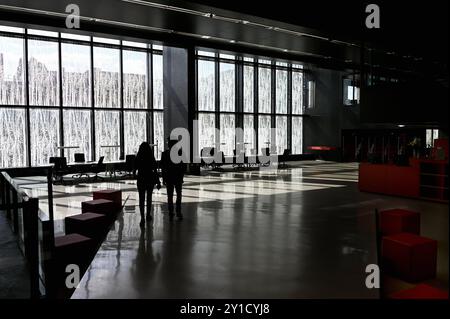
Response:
[[243, 115, 254, 156], [28, 39, 59, 106], [0, 108, 27, 168], [0, 36, 25, 105], [197, 50, 215, 57], [292, 71, 303, 114], [275, 116, 287, 154], [123, 50, 147, 109], [94, 47, 120, 108], [292, 63, 303, 69], [153, 54, 163, 110], [197, 60, 215, 111], [28, 29, 58, 37], [426, 129, 433, 148], [258, 67, 271, 113], [308, 81, 315, 108], [153, 112, 164, 160], [259, 59, 271, 65], [220, 114, 235, 156], [93, 37, 120, 45], [61, 43, 91, 107], [219, 62, 235, 112], [63, 110, 92, 162], [0, 26, 24, 33], [198, 113, 215, 155], [61, 33, 90, 41], [152, 44, 163, 51], [243, 65, 254, 113], [292, 117, 303, 154], [219, 53, 235, 60], [276, 61, 288, 67], [258, 115, 271, 154], [276, 69, 287, 114], [124, 111, 146, 155], [122, 41, 147, 48], [30, 109, 60, 166], [95, 111, 120, 161], [243, 57, 254, 62]]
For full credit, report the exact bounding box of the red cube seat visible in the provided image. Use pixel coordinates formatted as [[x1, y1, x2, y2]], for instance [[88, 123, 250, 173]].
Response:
[[382, 233, 437, 282], [81, 199, 115, 218], [379, 209, 420, 236], [65, 213, 108, 240], [389, 284, 448, 299], [93, 189, 122, 210]]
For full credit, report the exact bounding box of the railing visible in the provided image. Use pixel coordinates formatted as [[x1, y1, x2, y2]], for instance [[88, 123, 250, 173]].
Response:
[[0, 167, 55, 298]]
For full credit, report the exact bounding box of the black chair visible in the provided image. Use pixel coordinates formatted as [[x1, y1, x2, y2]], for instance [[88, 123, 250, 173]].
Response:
[[90, 156, 105, 181], [52, 157, 68, 184], [279, 149, 291, 168], [122, 154, 136, 177], [201, 147, 215, 168], [74, 153, 85, 163]]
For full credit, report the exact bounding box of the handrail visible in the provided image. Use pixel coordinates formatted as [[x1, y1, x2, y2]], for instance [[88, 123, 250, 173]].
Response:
[[0, 167, 55, 298]]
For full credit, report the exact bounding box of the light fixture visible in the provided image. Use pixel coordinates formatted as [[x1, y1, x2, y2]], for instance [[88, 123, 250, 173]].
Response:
[[398, 124, 406, 128], [229, 40, 236, 43], [201, 35, 210, 39]]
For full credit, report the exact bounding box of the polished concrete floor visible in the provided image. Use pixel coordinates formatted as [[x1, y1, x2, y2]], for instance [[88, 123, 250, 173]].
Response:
[[11, 161, 449, 298]]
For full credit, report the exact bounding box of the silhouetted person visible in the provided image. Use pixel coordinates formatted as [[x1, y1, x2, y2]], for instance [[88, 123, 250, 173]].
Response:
[[136, 142, 161, 227], [161, 139, 186, 220]]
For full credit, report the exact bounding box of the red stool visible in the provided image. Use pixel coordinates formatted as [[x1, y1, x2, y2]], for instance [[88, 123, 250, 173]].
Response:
[[389, 284, 448, 299], [65, 213, 108, 240], [382, 233, 437, 282], [379, 209, 420, 236], [93, 189, 122, 210], [54, 233, 94, 270], [81, 199, 115, 219]]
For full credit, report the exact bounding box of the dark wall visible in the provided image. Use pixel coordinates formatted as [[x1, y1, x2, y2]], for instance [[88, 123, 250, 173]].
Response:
[[303, 67, 363, 150], [360, 82, 449, 127]]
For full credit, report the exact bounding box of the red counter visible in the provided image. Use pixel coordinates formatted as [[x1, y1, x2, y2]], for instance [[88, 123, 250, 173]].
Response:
[[359, 159, 449, 202], [359, 162, 420, 198]]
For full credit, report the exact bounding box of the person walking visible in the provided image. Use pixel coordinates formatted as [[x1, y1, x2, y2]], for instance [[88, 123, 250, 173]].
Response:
[[160, 139, 186, 220], [136, 142, 161, 227]]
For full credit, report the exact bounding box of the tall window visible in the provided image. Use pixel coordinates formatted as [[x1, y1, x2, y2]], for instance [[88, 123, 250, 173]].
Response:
[[30, 109, 60, 166], [198, 60, 215, 111], [198, 113, 216, 153], [196, 52, 305, 158], [219, 62, 235, 112], [0, 36, 25, 105], [123, 50, 147, 109], [95, 111, 120, 161], [0, 108, 27, 167], [124, 111, 147, 155], [62, 43, 91, 107], [258, 66, 271, 114], [0, 25, 164, 168], [153, 54, 163, 110], [28, 39, 59, 106], [63, 110, 92, 162], [243, 65, 254, 113], [93, 46, 120, 108]]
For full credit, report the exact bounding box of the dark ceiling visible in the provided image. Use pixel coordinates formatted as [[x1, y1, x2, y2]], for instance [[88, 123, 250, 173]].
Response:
[[185, 0, 449, 64], [0, 0, 447, 76]]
